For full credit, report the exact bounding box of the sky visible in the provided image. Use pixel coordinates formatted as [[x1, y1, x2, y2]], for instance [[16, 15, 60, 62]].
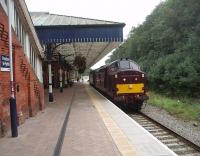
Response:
[[25, 0, 163, 69]]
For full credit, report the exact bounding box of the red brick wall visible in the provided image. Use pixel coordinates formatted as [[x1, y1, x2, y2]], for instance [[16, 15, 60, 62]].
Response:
[[0, 6, 44, 136]]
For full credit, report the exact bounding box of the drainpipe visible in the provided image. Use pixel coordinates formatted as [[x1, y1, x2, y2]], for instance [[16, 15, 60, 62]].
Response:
[[8, 0, 18, 137]]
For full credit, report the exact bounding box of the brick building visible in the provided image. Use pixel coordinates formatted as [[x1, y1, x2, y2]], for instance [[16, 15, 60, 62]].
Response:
[[0, 0, 44, 136]]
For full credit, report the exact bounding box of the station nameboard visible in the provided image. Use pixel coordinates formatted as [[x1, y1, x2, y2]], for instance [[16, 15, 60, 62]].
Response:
[[0, 55, 10, 71]]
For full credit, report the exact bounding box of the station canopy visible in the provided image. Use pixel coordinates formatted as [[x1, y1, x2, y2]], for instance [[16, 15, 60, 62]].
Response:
[[30, 12, 125, 68]]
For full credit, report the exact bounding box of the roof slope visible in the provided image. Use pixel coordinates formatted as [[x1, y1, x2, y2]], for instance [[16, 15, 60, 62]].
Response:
[[30, 12, 124, 26]]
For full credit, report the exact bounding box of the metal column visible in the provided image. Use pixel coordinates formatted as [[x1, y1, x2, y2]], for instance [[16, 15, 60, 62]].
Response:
[[64, 70, 68, 87], [47, 44, 53, 102], [59, 68, 63, 92], [48, 62, 53, 102]]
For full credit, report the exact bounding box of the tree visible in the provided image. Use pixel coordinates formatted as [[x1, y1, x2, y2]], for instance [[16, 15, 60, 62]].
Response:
[[106, 0, 200, 97]]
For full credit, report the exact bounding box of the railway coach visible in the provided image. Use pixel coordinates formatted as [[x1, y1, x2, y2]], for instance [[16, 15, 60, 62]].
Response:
[[89, 58, 149, 111]]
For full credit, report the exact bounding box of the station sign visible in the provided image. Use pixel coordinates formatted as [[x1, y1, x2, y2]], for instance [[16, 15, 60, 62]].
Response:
[[0, 55, 10, 71]]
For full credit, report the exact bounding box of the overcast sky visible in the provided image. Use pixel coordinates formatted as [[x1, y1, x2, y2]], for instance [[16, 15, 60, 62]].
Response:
[[25, 0, 163, 69]]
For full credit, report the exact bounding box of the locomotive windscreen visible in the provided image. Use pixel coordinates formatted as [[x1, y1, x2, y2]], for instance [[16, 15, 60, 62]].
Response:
[[119, 60, 140, 70], [120, 60, 130, 69], [130, 62, 140, 70]]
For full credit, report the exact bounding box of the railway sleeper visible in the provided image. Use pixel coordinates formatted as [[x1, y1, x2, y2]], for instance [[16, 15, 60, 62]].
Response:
[[134, 120, 149, 123], [141, 124, 157, 128], [136, 121, 153, 124], [151, 132, 169, 136], [142, 126, 158, 130], [130, 114, 142, 117], [167, 144, 187, 149], [137, 122, 155, 126], [140, 123, 156, 127], [144, 127, 163, 131], [157, 135, 175, 140], [132, 118, 148, 121], [166, 142, 186, 148], [180, 152, 200, 156], [161, 139, 180, 144], [174, 148, 199, 155], [131, 117, 148, 120], [148, 129, 164, 133]]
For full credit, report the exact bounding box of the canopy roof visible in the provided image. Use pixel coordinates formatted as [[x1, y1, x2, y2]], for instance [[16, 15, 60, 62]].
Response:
[[31, 12, 123, 26], [30, 12, 125, 67]]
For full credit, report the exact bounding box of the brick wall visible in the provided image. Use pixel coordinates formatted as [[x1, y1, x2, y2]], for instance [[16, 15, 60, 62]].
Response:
[[0, 6, 44, 136]]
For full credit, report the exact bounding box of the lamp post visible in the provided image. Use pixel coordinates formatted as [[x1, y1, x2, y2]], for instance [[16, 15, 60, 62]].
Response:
[[8, 0, 18, 137]]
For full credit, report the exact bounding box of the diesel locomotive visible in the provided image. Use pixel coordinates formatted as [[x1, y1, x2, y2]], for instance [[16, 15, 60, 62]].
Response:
[[89, 58, 148, 111]]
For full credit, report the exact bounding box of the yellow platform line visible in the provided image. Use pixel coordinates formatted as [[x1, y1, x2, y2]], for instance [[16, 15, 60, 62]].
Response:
[[85, 86, 138, 156]]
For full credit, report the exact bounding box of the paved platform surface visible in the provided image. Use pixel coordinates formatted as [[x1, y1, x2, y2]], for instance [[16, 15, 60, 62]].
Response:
[[0, 84, 120, 156], [60, 84, 120, 156], [0, 83, 177, 156], [0, 88, 74, 156]]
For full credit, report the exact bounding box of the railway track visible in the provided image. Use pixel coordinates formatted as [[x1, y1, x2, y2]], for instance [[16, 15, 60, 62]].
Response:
[[92, 86, 200, 155], [128, 113, 200, 156]]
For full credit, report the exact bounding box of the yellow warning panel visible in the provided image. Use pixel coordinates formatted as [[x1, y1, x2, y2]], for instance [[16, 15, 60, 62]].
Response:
[[116, 83, 144, 94]]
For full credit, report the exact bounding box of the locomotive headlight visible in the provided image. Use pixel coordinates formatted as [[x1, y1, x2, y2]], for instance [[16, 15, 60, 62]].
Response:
[[142, 74, 145, 77], [114, 74, 118, 78], [123, 78, 126, 82]]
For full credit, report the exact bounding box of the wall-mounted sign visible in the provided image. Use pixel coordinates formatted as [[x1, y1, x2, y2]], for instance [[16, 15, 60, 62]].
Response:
[[0, 55, 10, 71]]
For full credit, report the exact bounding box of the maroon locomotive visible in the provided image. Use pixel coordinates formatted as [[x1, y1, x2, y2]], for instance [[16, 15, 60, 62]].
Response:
[[89, 58, 148, 111]]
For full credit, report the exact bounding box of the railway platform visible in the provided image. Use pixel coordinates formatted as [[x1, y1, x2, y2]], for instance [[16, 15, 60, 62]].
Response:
[[0, 83, 177, 156]]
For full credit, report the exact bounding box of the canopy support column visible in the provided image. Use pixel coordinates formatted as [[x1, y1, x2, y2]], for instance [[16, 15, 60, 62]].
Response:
[[59, 68, 63, 92], [64, 70, 68, 87], [47, 44, 54, 102], [48, 62, 53, 102]]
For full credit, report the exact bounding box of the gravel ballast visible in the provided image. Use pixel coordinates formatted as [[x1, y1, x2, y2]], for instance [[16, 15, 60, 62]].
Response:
[[141, 104, 200, 147]]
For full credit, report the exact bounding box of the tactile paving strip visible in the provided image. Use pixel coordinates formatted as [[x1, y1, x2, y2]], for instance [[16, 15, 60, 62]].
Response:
[[85, 86, 138, 156]]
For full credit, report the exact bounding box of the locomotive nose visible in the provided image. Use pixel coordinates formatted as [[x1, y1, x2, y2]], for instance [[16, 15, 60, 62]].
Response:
[[115, 70, 147, 95], [117, 70, 145, 83]]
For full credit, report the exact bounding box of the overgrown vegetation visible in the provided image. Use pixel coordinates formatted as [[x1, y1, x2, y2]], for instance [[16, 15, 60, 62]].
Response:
[[106, 0, 200, 97], [148, 91, 200, 122], [73, 56, 86, 74]]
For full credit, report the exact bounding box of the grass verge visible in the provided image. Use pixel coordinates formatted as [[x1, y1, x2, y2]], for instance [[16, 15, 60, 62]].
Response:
[[148, 91, 200, 123]]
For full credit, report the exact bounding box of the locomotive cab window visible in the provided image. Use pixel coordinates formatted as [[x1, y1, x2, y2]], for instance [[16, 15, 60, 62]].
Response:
[[130, 62, 140, 70], [120, 60, 130, 69], [110, 62, 119, 71]]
